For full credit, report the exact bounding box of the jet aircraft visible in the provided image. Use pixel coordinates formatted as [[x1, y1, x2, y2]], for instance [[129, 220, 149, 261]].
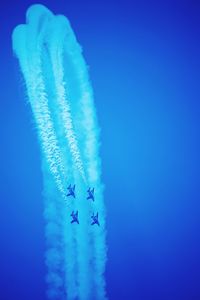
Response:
[[67, 184, 76, 198], [91, 212, 100, 226], [87, 187, 94, 201], [70, 211, 79, 224]]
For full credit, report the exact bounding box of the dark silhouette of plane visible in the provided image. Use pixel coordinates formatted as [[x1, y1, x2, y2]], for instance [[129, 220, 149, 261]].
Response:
[[67, 184, 75, 198], [70, 211, 79, 224], [91, 212, 100, 226], [87, 187, 94, 201]]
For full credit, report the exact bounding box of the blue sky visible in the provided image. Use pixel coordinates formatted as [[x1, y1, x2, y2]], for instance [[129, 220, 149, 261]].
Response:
[[0, 1, 199, 299]]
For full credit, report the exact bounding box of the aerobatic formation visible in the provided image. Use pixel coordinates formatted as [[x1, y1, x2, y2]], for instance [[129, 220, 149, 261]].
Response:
[[67, 185, 99, 226], [12, 4, 107, 300]]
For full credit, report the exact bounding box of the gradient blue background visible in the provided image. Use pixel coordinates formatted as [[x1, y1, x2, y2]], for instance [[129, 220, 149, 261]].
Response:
[[0, 1, 200, 299]]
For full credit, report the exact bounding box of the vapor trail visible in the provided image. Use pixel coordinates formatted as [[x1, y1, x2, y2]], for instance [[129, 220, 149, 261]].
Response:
[[12, 10, 70, 298], [12, 21, 66, 200], [47, 16, 86, 182], [12, 4, 107, 300], [57, 22, 107, 299]]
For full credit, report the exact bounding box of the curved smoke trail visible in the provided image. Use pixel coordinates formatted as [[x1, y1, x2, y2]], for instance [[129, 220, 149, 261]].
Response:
[[47, 17, 86, 183], [12, 4, 107, 300]]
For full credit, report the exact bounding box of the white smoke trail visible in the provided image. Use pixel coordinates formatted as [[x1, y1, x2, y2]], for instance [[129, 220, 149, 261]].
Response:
[[46, 16, 92, 299], [12, 19, 66, 201], [48, 29, 86, 182], [12, 9, 69, 299], [62, 28, 107, 300], [80, 87, 107, 300], [12, 4, 107, 300], [27, 7, 79, 300]]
